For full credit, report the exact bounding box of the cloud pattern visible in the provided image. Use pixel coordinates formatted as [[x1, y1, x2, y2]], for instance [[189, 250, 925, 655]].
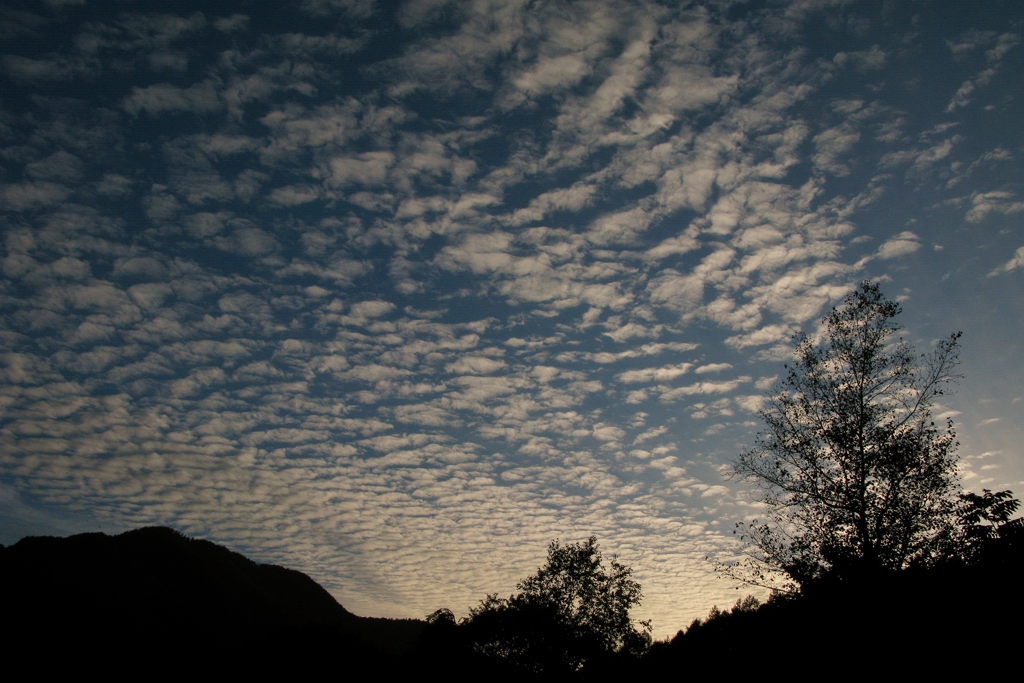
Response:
[[2, 0, 1023, 635]]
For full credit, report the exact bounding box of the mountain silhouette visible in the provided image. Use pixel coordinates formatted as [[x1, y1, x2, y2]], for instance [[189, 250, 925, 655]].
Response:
[[1, 527, 423, 671]]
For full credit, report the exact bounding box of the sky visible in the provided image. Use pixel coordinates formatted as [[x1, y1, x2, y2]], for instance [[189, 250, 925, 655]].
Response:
[[1, 0, 1023, 638]]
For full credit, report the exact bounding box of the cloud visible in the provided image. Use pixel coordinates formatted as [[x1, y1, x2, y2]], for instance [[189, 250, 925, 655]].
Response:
[[113, 257, 169, 282], [512, 53, 592, 96], [277, 32, 367, 55], [658, 378, 750, 403], [215, 228, 281, 258], [96, 174, 134, 196], [813, 124, 860, 176], [447, 356, 506, 375], [25, 151, 84, 182], [832, 45, 886, 71], [2, 55, 97, 80], [880, 135, 961, 177], [350, 301, 396, 319], [326, 152, 395, 187], [986, 33, 1020, 62], [989, 247, 1024, 276], [876, 232, 921, 260], [437, 232, 514, 274], [947, 30, 997, 57], [695, 363, 732, 375], [645, 230, 701, 261], [604, 322, 660, 343], [0, 182, 71, 211], [725, 325, 792, 349], [592, 423, 625, 442], [213, 14, 249, 32], [966, 192, 1024, 223], [616, 363, 692, 384], [946, 80, 976, 112], [299, 0, 374, 19], [124, 81, 222, 116], [509, 184, 598, 225]]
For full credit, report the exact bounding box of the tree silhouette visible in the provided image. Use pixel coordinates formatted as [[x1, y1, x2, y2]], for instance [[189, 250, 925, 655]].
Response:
[[461, 536, 651, 675], [952, 488, 1024, 562], [732, 281, 965, 588]]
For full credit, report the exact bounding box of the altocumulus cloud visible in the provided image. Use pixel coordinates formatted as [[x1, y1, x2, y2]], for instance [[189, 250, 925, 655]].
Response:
[[1, 0, 1023, 637]]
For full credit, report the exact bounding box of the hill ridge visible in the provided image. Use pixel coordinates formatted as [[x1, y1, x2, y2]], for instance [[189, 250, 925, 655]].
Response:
[[1, 525, 424, 663]]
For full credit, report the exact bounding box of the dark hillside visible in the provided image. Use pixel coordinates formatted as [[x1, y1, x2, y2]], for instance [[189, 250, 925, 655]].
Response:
[[0, 527, 423, 669], [639, 525, 1024, 677]]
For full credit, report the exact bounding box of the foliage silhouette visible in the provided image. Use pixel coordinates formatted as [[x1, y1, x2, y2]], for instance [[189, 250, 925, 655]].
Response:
[[732, 281, 967, 588], [459, 536, 651, 676], [951, 488, 1024, 563], [645, 512, 1024, 676]]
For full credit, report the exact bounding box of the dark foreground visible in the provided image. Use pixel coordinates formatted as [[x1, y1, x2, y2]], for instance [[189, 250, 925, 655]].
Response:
[[3, 526, 1021, 678]]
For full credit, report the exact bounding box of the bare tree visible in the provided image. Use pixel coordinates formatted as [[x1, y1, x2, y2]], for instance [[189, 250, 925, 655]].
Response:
[[733, 281, 963, 588]]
